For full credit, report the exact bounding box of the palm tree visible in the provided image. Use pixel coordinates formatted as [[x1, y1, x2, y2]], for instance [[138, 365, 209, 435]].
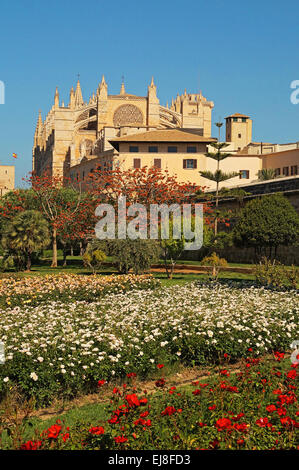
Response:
[[200, 142, 239, 235], [1, 210, 50, 271], [257, 168, 276, 181]]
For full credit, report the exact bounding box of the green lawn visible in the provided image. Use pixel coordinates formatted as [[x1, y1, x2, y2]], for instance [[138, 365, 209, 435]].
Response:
[[0, 251, 256, 284]]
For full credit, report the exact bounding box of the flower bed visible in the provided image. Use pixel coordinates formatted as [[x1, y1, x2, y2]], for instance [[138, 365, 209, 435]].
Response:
[[19, 357, 298, 450], [0, 273, 159, 307], [0, 283, 298, 406]]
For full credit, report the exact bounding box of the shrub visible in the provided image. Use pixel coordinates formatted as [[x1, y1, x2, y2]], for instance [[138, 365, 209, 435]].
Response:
[[201, 252, 228, 280], [108, 239, 161, 274], [233, 194, 299, 260], [82, 246, 106, 274], [254, 257, 299, 289]]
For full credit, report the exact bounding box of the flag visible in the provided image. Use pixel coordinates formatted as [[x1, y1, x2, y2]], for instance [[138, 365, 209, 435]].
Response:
[[12, 153, 17, 159]]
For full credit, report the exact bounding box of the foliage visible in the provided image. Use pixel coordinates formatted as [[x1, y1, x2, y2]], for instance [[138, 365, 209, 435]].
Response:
[[27, 172, 96, 268], [0, 282, 297, 406], [107, 239, 161, 274], [199, 142, 239, 236], [82, 245, 106, 274], [233, 194, 299, 259], [0, 273, 159, 309], [201, 252, 228, 280], [257, 168, 277, 181], [254, 257, 299, 289], [0, 189, 39, 233], [1, 210, 50, 271], [14, 356, 299, 450]]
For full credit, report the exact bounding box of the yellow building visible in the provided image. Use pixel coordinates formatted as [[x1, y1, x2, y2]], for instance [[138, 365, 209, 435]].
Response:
[[0, 165, 15, 196], [32, 77, 214, 179], [70, 128, 216, 187], [33, 76, 299, 191]]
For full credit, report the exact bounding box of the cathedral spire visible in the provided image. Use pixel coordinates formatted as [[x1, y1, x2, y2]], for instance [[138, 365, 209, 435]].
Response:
[[98, 74, 108, 99], [74, 78, 84, 107], [69, 86, 75, 109], [54, 87, 59, 108], [34, 110, 43, 146], [120, 76, 125, 95], [37, 109, 43, 129]]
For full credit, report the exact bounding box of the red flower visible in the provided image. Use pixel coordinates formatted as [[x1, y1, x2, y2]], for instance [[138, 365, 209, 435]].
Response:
[[155, 378, 166, 388], [161, 406, 177, 416], [127, 372, 137, 378], [237, 439, 245, 446], [208, 405, 216, 411], [280, 416, 293, 427], [20, 440, 42, 450], [266, 405, 276, 413], [192, 389, 201, 395], [125, 393, 140, 407], [97, 379, 106, 387], [233, 422, 248, 432], [139, 397, 148, 406], [215, 418, 232, 431], [256, 417, 270, 428], [46, 424, 62, 439], [157, 364, 164, 369], [114, 435, 128, 443], [89, 426, 104, 435], [286, 370, 297, 379], [62, 433, 70, 442], [108, 415, 119, 424], [140, 411, 149, 418], [274, 351, 285, 361], [220, 369, 230, 376]]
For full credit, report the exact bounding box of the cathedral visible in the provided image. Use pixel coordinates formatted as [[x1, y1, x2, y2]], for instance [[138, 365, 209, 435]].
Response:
[[32, 76, 214, 179], [32, 76, 298, 189]]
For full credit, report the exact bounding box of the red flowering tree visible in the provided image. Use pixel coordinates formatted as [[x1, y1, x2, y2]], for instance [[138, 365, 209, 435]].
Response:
[[27, 171, 96, 268]]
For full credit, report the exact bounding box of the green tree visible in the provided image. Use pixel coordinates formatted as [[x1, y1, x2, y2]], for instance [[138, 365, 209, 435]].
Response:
[[199, 142, 239, 236], [108, 239, 160, 275], [233, 194, 299, 260], [1, 210, 50, 271]]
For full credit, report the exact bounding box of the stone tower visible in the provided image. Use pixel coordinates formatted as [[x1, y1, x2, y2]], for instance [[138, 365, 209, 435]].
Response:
[[225, 113, 252, 151]]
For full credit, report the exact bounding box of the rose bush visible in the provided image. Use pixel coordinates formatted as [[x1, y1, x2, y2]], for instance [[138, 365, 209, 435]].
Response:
[[17, 355, 299, 450]]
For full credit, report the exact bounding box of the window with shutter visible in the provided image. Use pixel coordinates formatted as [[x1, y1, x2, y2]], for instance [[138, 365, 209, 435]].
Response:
[[239, 170, 249, 179], [154, 159, 161, 168], [133, 158, 141, 169]]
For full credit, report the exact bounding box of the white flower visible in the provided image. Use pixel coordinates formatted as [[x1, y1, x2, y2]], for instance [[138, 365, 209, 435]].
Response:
[[30, 372, 38, 381], [3, 377, 9, 383], [37, 356, 44, 362]]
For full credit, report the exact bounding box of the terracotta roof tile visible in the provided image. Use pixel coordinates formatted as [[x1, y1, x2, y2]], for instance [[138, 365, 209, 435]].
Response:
[[109, 129, 216, 144]]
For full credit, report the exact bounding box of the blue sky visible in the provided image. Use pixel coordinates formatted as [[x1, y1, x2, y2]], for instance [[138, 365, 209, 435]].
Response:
[[1, 0, 299, 187]]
